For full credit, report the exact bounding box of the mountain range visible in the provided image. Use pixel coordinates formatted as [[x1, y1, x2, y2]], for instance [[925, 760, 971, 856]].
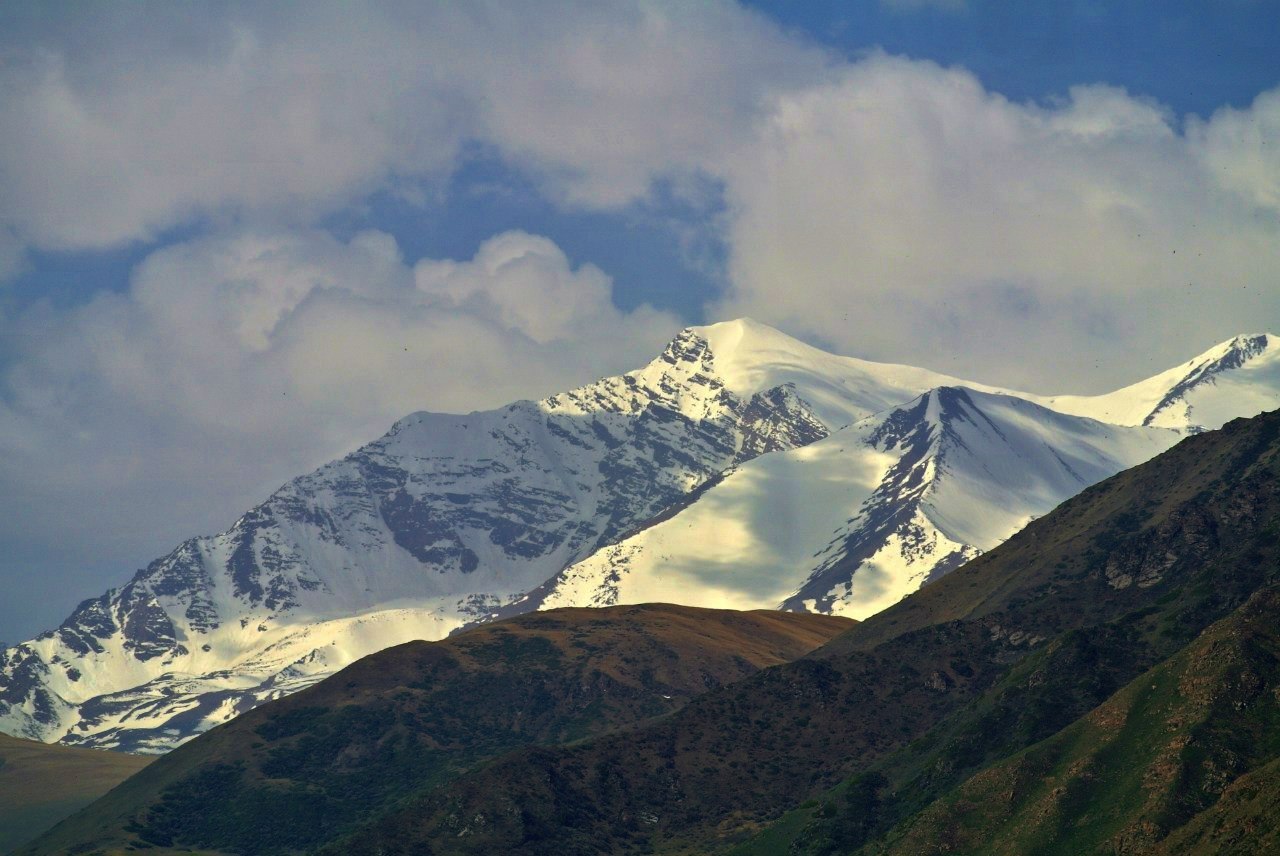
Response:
[[2, 319, 1277, 753], [20, 604, 850, 854], [25, 393, 1280, 854]]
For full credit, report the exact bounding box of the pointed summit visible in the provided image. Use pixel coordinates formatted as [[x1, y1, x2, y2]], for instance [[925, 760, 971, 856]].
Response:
[[1215, 332, 1273, 356], [669, 318, 1000, 428], [5, 320, 1279, 754]]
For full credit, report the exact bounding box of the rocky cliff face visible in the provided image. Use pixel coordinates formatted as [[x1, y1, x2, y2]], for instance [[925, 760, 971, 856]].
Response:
[[0, 326, 832, 752]]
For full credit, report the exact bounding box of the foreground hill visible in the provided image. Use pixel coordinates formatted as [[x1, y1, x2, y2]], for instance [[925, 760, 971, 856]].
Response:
[[0, 733, 151, 853], [25, 604, 850, 854], [320, 408, 1279, 854], [33, 409, 1280, 854], [3, 320, 1276, 753], [748, 405, 1280, 855]]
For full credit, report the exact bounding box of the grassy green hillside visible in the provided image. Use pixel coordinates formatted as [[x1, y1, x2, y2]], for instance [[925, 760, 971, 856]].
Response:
[[0, 733, 151, 854], [1154, 755, 1280, 854], [25, 604, 850, 855], [871, 585, 1280, 854], [742, 411, 1280, 856], [773, 584, 1280, 855]]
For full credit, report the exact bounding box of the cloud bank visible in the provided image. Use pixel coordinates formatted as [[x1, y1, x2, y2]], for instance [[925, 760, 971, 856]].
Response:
[[0, 1, 825, 258], [6, 3, 1275, 395], [0, 228, 676, 632], [715, 56, 1280, 390]]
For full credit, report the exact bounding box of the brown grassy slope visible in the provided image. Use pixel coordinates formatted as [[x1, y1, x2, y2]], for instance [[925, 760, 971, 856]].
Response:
[[334, 620, 1014, 855], [330, 410, 1280, 855], [0, 733, 151, 854], [869, 585, 1280, 855], [25, 604, 851, 855]]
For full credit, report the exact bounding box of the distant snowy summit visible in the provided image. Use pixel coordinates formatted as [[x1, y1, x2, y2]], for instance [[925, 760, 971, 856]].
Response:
[[1, 319, 1277, 753], [1039, 332, 1280, 430]]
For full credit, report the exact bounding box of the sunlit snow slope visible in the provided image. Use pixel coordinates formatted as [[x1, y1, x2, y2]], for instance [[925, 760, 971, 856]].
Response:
[[1, 320, 1276, 753], [1037, 333, 1280, 430], [0, 323, 839, 752], [520, 389, 1179, 620]]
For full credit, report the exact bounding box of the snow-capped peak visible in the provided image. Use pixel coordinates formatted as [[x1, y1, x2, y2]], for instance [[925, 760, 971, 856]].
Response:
[[3, 320, 1278, 754], [1042, 332, 1279, 430], [525, 383, 1182, 622], [683, 318, 1003, 429]]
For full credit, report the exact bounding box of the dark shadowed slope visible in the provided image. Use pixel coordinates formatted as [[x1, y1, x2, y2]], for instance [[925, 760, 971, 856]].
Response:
[[25, 604, 850, 855], [327, 410, 1279, 854], [0, 733, 151, 853]]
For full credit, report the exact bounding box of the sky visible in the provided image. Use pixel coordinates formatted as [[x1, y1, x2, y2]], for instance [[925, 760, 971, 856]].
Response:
[[0, 0, 1278, 642]]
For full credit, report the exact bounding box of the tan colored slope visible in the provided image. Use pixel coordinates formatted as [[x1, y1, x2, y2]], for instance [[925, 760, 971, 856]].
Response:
[[28, 604, 852, 855], [0, 733, 151, 854]]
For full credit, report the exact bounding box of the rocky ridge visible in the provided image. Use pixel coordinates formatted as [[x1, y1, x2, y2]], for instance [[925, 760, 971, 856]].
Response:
[[1, 320, 1277, 753]]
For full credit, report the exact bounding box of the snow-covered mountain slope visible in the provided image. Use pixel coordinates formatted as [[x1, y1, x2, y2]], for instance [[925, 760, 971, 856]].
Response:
[[515, 388, 1181, 621], [1, 320, 1276, 754], [691, 318, 1006, 427], [0, 324, 836, 752], [1037, 333, 1280, 430]]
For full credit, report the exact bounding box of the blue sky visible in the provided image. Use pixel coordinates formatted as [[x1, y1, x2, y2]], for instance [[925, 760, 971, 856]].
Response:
[[0, 0, 1278, 641], [9, 1, 1277, 329], [751, 1, 1280, 115]]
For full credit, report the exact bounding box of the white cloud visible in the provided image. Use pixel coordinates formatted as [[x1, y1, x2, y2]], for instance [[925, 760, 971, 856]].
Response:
[[4, 5, 1276, 396], [1191, 86, 1280, 211], [414, 231, 622, 344], [460, 2, 829, 207], [713, 55, 1280, 391], [0, 229, 677, 631], [0, 13, 456, 251], [0, 1, 827, 257]]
